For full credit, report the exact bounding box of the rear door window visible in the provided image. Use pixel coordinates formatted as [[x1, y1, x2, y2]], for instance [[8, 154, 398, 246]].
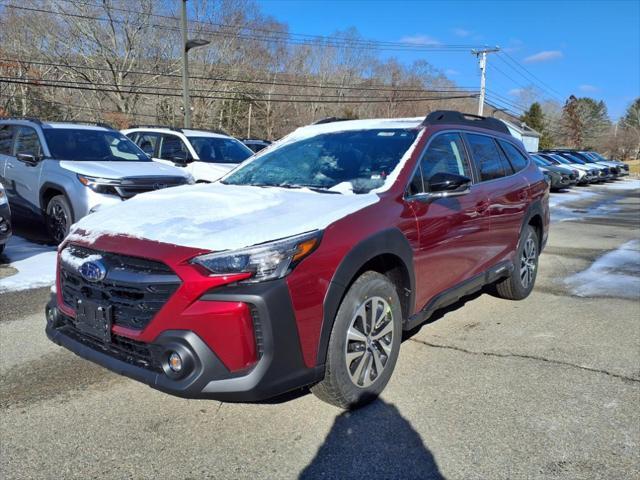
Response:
[[466, 133, 509, 182], [159, 134, 190, 161], [14, 127, 43, 157], [0, 125, 15, 155], [498, 140, 528, 172]]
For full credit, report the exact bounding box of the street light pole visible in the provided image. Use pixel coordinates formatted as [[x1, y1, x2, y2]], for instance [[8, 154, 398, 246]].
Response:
[[181, 0, 191, 128], [180, 0, 210, 129]]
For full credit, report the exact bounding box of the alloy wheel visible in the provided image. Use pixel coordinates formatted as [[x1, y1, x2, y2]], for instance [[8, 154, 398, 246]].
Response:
[[48, 202, 68, 243], [520, 237, 537, 289], [344, 296, 394, 388]]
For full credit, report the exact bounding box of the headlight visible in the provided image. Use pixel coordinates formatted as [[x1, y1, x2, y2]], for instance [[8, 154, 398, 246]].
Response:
[[185, 173, 195, 185], [77, 174, 120, 194], [0, 187, 7, 206], [192, 231, 322, 283]]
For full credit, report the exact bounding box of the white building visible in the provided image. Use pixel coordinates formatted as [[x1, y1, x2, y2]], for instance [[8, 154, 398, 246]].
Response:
[[500, 119, 541, 153]]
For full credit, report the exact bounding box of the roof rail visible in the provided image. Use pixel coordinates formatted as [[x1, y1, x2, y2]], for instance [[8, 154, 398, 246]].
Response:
[[0, 116, 43, 124], [67, 120, 115, 130], [421, 110, 511, 135], [129, 124, 183, 132], [311, 117, 350, 125]]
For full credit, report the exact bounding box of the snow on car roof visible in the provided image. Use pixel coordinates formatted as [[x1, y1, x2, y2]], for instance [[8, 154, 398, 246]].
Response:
[[286, 117, 423, 142], [42, 122, 112, 131], [123, 127, 230, 138]]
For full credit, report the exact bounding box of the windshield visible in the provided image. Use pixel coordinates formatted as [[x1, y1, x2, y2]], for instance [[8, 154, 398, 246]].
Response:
[[557, 153, 585, 164], [223, 129, 418, 194], [44, 129, 150, 162], [532, 155, 551, 166], [587, 151, 607, 162], [547, 154, 571, 165], [187, 136, 253, 164]]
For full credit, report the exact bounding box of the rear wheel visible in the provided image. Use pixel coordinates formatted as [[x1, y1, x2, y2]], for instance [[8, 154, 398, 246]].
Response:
[[311, 271, 402, 409], [494, 224, 539, 300], [46, 195, 73, 244]]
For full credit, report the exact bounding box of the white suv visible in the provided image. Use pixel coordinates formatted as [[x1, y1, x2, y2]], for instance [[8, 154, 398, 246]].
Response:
[[0, 119, 193, 243], [123, 126, 254, 182]]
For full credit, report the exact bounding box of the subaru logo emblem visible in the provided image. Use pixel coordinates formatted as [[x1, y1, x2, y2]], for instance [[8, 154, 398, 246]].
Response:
[[79, 259, 107, 283]]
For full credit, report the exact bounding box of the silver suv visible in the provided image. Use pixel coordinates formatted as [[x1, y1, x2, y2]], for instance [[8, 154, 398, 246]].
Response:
[[0, 118, 193, 243]]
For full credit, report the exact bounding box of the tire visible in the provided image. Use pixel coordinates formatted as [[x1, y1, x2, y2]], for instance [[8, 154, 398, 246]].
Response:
[[46, 195, 73, 244], [311, 271, 402, 409], [0, 243, 4, 256], [494, 224, 539, 300]]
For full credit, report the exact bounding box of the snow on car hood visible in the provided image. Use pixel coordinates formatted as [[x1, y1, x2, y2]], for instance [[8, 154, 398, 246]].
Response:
[[60, 160, 190, 179], [68, 183, 378, 251]]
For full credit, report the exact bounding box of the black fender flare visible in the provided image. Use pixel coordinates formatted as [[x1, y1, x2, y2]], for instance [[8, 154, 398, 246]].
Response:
[[520, 198, 544, 247], [39, 182, 75, 220], [316, 228, 415, 366]]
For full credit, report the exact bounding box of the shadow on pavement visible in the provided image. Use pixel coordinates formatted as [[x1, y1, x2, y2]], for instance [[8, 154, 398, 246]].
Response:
[[299, 399, 444, 479]]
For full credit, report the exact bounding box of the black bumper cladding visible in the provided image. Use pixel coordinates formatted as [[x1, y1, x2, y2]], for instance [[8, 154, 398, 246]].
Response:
[[46, 279, 324, 402]]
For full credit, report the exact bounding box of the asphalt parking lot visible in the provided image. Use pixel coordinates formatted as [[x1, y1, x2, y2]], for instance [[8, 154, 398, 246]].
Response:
[[1, 181, 639, 479]]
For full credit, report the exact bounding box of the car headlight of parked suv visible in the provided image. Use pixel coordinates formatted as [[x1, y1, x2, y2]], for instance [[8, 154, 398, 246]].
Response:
[[192, 230, 322, 283], [77, 174, 121, 195], [0, 186, 7, 206]]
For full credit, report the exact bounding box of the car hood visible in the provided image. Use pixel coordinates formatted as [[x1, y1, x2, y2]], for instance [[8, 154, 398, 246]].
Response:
[[68, 182, 379, 252], [60, 160, 190, 179]]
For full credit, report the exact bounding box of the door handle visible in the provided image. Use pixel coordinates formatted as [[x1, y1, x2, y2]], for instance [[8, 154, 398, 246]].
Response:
[[475, 200, 489, 214]]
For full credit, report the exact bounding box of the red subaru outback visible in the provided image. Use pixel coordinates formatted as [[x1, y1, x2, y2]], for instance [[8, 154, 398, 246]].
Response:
[[46, 111, 549, 409]]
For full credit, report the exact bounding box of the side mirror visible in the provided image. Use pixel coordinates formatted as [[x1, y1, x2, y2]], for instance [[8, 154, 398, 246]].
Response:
[[171, 155, 192, 166], [426, 172, 472, 197], [16, 153, 41, 165]]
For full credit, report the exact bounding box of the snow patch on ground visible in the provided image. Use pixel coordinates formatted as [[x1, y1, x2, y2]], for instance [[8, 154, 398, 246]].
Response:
[[596, 178, 640, 190], [0, 236, 57, 293], [565, 240, 640, 299]]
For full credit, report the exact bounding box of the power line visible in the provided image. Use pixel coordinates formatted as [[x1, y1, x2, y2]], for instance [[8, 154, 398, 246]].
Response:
[[0, 57, 478, 94], [1, 77, 478, 104], [495, 52, 564, 102], [0, 2, 483, 53]]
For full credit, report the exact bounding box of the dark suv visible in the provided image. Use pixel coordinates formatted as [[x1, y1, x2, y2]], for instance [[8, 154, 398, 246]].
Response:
[[46, 111, 549, 409]]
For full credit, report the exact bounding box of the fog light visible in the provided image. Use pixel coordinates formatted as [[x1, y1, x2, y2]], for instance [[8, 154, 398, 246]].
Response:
[[168, 352, 183, 372]]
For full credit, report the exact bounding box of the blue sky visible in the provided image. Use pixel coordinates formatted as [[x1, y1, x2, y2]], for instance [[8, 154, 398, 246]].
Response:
[[257, 0, 640, 119]]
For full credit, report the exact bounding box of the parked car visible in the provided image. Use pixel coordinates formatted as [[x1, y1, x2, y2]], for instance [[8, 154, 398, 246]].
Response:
[[0, 183, 11, 255], [538, 153, 600, 184], [530, 154, 577, 190], [123, 126, 254, 182], [241, 138, 272, 153], [46, 110, 549, 409], [552, 149, 623, 178], [582, 151, 629, 176], [0, 118, 193, 243], [542, 150, 613, 181]]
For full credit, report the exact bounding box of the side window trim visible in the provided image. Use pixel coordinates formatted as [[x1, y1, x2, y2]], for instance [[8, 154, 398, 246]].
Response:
[[404, 129, 477, 197]]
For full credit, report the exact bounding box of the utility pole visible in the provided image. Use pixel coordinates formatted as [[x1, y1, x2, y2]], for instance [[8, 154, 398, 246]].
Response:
[[247, 102, 252, 138], [181, 0, 210, 128], [472, 47, 500, 116]]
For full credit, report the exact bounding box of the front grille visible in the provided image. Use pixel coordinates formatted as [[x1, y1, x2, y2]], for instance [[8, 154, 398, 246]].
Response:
[[58, 318, 163, 372], [60, 244, 180, 330], [114, 176, 188, 199]]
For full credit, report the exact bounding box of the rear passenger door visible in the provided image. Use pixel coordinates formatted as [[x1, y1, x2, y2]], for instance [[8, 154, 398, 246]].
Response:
[[465, 133, 529, 263], [407, 132, 494, 309]]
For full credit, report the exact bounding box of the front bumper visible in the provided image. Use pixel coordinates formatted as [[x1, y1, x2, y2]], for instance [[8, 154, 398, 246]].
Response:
[[46, 279, 324, 402]]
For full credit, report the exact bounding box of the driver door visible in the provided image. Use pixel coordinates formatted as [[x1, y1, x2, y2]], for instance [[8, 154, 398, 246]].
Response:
[[5, 126, 44, 216], [406, 131, 493, 310]]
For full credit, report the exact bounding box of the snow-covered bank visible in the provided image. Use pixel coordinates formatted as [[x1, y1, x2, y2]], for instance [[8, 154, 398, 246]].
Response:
[[0, 236, 57, 293], [565, 240, 640, 299]]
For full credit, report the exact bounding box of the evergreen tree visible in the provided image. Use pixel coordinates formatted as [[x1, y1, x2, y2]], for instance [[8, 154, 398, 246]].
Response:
[[521, 102, 553, 149]]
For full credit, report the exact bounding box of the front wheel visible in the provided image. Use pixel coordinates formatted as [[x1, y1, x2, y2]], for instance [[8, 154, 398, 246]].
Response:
[[311, 271, 402, 409], [494, 224, 539, 300], [46, 195, 73, 244]]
